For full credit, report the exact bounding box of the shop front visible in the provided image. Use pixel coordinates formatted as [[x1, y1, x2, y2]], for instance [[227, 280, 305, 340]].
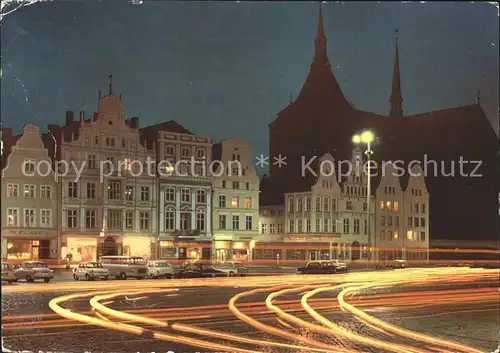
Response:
[[158, 238, 212, 261], [213, 235, 254, 263], [122, 234, 152, 260], [61, 237, 98, 262], [2, 228, 58, 261]]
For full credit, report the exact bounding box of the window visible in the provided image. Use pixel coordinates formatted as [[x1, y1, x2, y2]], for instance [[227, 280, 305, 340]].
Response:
[[6, 184, 19, 197], [105, 137, 116, 147], [67, 209, 78, 228], [140, 186, 150, 201], [197, 189, 206, 203], [277, 224, 284, 233], [261, 223, 268, 233], [324, 219, 329, 233], [246, 182, 250, 190], [166, 187, 175, 202], [23, 159, 35, 174], [219, 215, 227, 229], [421, 218, 426, 227], [245, 197, 252, 209], [346, 201, 353, 210], [40, 185, 52, 199], [222, 181, 226, 188], [219, 195, 226, 208], [231, 196, 239, 208], [232, 181, 239, 189], [107, 210, 121, 229], [85, 209, 96, 229], [166, 145, 175, 156], [24, 184, 35, 198], [363, 202, 367, 211], [297, 198, 302, 212], [395, 216, 399, 227], [196, 210, 205, 231], [379, 230, 385, 241], [232, 215, 239, 230], [140, 212, 150, 230], [305, 197, 311, 211], [180, 210, 190, 230], [94, 136, 99, 145], [315, 197, 321, 211], [393, 201, 399, 212], [387, 216, 393, 226], [323, 197, 329, 211], [316, 218, 321, 232], [421, 204, 426, 214], [288, 198, 294, 213], [41, 209, 52, 227], [343, 219, 349, 233], [306, 219, 311, 232], [88, 154, 97, 169], [380, 216, 385, 226], [297, 219, 303, 232], [331, 199, 337, 212], [7, 208, 19, 226], [387, 230, 393, 241], [122, 139, 126, 148], [386, 201, 392, 210], [379, 201, 384, 210], [165, 210, 174, 230], [406, 230, 414, 240], [414, 217, 419, 227], [407, 217, 412, 227], [414, 203, 419, 213], [288, 219, 294, 233], [108, 181, 121, 200], [125, 185, 133, 201], [86, 182, 96, 199], [123, 158, 132, 171], [181, 189, 190, 203], [394, 231, 399, 240], [354, 219, 360, 234], [125, 211, 133, 229], [246, 216, 253, 230], [181, 147, 190, 157], [420, 231, 426, 241], [68, 182, 78, 198], [24, 209, 35, 227], [364, 219, 367, 234]]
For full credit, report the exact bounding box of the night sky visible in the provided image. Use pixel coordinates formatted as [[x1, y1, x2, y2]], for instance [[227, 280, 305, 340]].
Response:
[[1, 1, 498, 160]]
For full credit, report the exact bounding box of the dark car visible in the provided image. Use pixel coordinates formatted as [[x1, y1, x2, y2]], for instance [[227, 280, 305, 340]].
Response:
[[174, 263, 226, 279], [297, 261, 338, 274]]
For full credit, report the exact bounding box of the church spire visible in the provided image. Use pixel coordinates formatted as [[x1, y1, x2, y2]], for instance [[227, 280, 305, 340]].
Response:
[[390, 34, 403, 118], [314, 4, 328, 65]]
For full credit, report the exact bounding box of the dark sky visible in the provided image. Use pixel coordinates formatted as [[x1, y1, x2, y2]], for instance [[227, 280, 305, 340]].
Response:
[[1, 1, 498, 159]]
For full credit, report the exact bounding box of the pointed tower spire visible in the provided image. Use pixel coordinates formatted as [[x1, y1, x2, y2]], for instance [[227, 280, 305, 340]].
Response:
[[314, 4, 328, 65], [390, 34, 403, 117], [108, 74, 113, 95]]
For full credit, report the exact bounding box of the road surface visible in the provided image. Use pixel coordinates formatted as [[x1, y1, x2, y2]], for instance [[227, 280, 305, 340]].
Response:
[[2, 267, 499, 353]]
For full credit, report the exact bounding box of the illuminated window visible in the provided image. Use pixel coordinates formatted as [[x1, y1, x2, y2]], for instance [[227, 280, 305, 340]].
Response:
[[406, 230, 413, 240], [394, 201, 399, 212], [124, 185, 133, 201], [379, 200, 384, 210], [7, 208, 19, 227], [232, 196, 239, 208], [107, 181, 121, 200], [24, 184, 35, 198], [244, 197, 252, 209], [7, 184, 19, 197], [386, 201, 392, 210], [394, 231, 399, 240], [123, 158, 132, 171]]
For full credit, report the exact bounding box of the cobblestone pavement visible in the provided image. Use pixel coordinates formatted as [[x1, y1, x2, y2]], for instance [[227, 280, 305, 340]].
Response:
[[2, 273, 499, 353]]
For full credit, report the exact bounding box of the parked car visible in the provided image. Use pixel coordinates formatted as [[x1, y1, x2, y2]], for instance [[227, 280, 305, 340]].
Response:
[[174, 263, 225, 279], [1, 263, 16, 283], [73, 262, 109, 281], [297, 260, 347, 274], [13, 261, 54, 283], [99, 256, 148, 280], [387, 259, 406, 269], [146, 260, 174, 279], [214, 261, 249, 276]]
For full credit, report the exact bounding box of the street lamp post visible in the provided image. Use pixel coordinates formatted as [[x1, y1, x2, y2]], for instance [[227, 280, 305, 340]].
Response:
[[352, 131, 375, 263]]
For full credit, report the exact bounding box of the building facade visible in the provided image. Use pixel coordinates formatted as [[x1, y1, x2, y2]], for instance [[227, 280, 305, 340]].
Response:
[[44, 86, 157, 262], [1, 124, 60, 261], [141, 121, 213, 261], [211, 138, 260, 262]]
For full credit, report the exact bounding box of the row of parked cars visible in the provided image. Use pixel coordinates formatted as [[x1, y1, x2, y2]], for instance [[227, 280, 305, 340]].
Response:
[[1, 261, 55, 283]]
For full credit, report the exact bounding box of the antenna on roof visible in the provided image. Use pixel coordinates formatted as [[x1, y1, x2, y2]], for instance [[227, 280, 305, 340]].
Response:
[[476, 89, 481, 105]]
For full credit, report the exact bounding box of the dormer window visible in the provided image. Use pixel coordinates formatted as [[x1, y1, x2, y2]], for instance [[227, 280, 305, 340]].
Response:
[[196, 149, 205, 158], [181, 147, 190, 158], [166, 146, 175, 156]]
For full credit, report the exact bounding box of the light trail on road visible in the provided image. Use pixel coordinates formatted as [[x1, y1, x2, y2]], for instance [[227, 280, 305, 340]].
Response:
[[2, 267, 498, 353]]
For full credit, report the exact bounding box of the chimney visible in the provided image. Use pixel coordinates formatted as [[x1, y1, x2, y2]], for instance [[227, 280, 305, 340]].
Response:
[[79, 111, 85, 123], [130, 117, 139, 129], [65, 111, 74, 126]]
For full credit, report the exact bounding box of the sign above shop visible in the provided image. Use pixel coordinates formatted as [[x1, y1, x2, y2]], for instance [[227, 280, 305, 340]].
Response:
[[236, 236, 254, 241], [286, 235, 340, 242], [6, 228, 51, 237]]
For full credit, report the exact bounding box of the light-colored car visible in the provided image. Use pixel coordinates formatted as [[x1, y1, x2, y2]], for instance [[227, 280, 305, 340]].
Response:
[[329, 259, 348, 272], [1, 263, 16, 283], [214, 261, 249, 276], [13, 261, 54, 283], [73, 262, 109, 281], [387, 259, 406, 269], [146, 260, 174, 279]]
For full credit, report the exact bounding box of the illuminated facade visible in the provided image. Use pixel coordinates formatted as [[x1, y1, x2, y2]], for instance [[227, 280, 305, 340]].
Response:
[[141, 122, 213, 261], [44, 83, 157, 262], [1, 124, 60, 261], [211, 138, 260, 262]]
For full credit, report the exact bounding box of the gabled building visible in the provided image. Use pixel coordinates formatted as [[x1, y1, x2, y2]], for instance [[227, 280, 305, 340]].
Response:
[[211, 138, 260, 262], [43, 80, 157, 262], [140, 121, 213, 261], [1, 124, 60, 261], [262, 5, 498, 243]]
